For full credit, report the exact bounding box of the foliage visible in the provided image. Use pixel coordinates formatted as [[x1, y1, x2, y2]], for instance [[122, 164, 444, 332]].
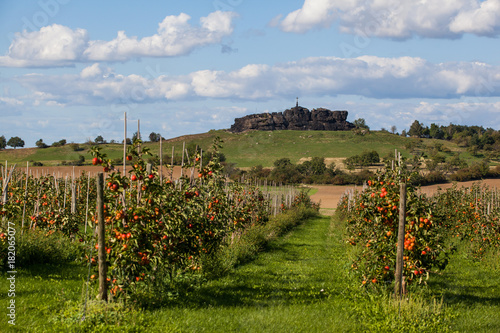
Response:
[[69, 143, 83, 151], [0, 229, 84, 269], [36, 139, 48, 148], [51, 139, 67, 147], [0, 135, 6, 149], [86, 137, 275, 302], [338, 167, 451, 288], [344, 150, 380, 169], [449, 160, 498, 182], [94, 135, 105, 144], [431, 183, 500, 259], [7, 136, 24, 149], [353, 118, 370, 130], [148, 132, 162, 142], [409, 120, 426, 137]]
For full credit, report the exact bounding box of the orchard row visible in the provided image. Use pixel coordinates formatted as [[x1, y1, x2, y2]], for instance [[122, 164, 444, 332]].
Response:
[[0, 138, 307, 300], [338, 167, 500, 289]]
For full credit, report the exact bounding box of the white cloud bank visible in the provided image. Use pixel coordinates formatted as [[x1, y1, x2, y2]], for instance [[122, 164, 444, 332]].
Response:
[[14, 56, 500, 106], [0, 11, 237, 67], [277, 0, 500, 38]]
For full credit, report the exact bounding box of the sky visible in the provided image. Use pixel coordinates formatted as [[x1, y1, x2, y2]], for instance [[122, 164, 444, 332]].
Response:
[[1, 0, 500, 147]]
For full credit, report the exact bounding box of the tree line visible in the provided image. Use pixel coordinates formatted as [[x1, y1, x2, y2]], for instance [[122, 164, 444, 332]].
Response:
[[0, 132, 164, 150]]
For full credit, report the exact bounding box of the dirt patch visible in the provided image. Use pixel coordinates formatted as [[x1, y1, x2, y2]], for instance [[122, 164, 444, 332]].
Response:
[[307, 179, 500, 210], [16, 165, 186, 179]]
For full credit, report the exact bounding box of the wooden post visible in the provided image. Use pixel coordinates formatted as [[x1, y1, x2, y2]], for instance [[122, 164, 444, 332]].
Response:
[[96, 173, 108, 302], [159, 136, 163, 182], [22, 161, 29, 232], [394, 182, 407, 297], [123, 111, 127, 175], [179, 142, 185, 188], [84, 172, 91, 233]]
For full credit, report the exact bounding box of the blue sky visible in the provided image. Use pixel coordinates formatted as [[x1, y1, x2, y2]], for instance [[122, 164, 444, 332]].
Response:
[[1, 0, 500, 147]]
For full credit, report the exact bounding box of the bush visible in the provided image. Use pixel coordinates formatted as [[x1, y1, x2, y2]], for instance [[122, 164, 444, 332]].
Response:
[[69, 143, 83, 151], [449, 161, 498, 182], [0, 229, 84, 270], [338, 167, 451, 289]]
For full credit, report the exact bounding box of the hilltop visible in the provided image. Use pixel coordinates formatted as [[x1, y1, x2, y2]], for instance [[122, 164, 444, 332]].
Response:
[[229, 105, 354, 132], [0, 129, 488, 169]]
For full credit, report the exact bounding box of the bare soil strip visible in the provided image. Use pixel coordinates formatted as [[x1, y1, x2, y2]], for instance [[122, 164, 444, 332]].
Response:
[[308, 179, 500, 210]]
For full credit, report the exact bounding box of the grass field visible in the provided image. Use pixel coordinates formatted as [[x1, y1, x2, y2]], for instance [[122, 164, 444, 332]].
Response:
[[1, 214, 498, 332], [0, 130, 482, 168]]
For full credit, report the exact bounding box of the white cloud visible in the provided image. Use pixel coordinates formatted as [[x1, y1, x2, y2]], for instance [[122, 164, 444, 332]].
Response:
[[0, 96, 24, 106], [341, 98, 500, 131], [0, 11, 238, 67], [450, 0, 500, 35], [278, 0, 500, 38], [12, 56, 500, 106], [80, 63, 103, 79]]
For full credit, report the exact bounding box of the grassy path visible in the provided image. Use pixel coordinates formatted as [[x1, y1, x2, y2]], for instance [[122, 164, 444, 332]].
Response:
[[155, 215, 362, 332], [2, 214, 499, 332]]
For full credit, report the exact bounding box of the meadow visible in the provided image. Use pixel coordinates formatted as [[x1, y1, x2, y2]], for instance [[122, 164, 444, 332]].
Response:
[[0, 130, 484, 168]]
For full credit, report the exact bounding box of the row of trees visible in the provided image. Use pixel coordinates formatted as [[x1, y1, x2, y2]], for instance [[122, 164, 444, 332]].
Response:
[[0, 136, 25, 149], [93, 132, 163, 145], [0, 131, 164, 150], [230, 157, 375, 185], [406, 120, 500, 149]]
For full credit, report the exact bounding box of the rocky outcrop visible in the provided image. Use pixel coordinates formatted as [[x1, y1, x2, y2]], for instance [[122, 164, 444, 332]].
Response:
[[229, 106, 354, 132]]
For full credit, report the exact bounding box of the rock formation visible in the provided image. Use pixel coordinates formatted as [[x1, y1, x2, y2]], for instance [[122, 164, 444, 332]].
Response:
[[229, 105, 355, 132]]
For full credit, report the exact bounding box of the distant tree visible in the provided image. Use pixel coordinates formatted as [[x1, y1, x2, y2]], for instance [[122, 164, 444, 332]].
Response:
[[248, 165, 271, 179], [35, 139, 48, 148], [401, 129, 407, 137], [273, 158, 293, 169], [408, 120, 424, 137], [353, 118, 370, 130], [0, 135, 6, 149], [69, 143, 82, 151], [52, 139, 67, 147], [94, 135, 105, 144], [429, 123, 444, 139], [7, 136, 24, 149], [149, 132, 161, 142], [270, 158, 302, 184], [309, 157, 327, 176], [390, 125, 397, 134]]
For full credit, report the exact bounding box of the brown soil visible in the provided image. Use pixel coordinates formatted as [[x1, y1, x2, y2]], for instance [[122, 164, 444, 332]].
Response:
[[308, 179, 500, 212], [19, 165, 186, 179]]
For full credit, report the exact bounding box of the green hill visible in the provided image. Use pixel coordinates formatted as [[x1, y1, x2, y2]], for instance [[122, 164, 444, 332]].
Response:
[[0, 129, 487, 169]]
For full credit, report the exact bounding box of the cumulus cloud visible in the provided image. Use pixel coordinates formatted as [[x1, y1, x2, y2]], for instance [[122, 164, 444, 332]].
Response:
[[16, 57, 500, 104], [0, 11, 237, 67], [11, 56, 500, 107], [277, 0, 500, 38]]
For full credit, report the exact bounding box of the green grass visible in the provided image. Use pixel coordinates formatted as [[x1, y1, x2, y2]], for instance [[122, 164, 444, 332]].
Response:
[[428, 246, 500, 332], [0, 130, 485, 168], [1, 215, 499, 332]]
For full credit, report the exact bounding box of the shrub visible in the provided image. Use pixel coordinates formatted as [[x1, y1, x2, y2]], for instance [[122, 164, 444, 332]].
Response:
[[338, 167, 450, 289], [0, 229, 84, 270]]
